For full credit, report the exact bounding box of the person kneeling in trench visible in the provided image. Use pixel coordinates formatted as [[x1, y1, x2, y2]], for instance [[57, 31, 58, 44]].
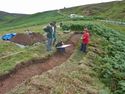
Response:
[[55, 41, 65, 53], [55, 41, 71, 53]]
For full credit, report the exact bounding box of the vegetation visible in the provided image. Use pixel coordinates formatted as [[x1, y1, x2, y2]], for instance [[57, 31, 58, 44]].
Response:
[[0, 0, 125, 94], [7, 48, 109, 94], [0, 11, 68, 32], [0, 27, 72, 76], [61, 22, 125, 94], [60, 0, 125, 21], [0, 11, 27, 21], [3, 19, 125, 94], [0, 0, 125, 32]]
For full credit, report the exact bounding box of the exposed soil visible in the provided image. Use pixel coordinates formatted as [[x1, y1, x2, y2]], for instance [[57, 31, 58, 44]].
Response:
[[0, 34, 81, 94], [10, 32, 45, 45]]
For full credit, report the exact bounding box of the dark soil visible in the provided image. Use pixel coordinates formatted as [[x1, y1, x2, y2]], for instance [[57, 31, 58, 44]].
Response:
[[0, 34, 81, 94], [10, 32, 45, 45]]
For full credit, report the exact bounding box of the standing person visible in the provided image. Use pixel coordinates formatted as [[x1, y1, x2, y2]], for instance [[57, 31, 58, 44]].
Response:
[[43, 23, 53, 51], [80, 27, 90, 53], [52, 21, 57, 45]]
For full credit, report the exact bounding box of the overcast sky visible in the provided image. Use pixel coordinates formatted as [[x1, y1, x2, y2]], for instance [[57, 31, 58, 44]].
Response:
[[0, 0, 117, 14]]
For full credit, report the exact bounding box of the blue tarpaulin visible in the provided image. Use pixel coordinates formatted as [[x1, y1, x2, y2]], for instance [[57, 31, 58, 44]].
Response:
[[2, 33, 16, 40]]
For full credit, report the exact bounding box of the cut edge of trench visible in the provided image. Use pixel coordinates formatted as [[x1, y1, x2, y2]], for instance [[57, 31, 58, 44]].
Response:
[[0, 33, 81, 82]]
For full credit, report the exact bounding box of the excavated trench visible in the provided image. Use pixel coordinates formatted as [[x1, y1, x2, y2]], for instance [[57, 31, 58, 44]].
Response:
[[0, 34, 81, 94]]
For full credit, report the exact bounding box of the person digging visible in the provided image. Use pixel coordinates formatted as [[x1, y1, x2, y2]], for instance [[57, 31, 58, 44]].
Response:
[[55, 41, 71, 53]]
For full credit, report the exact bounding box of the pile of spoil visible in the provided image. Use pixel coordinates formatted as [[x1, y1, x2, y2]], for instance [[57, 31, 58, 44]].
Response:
[[10, 32, 45, 45]]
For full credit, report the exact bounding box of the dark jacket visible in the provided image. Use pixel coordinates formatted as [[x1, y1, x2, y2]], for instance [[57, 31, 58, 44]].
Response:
[[44, 25, 53, 38]]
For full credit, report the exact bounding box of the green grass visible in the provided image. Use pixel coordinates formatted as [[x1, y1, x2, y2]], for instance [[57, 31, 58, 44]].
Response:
[[7, 39, 109, 94], [56, 21, 125, 93], [0, 44, 50, 75], [0, 24, 45, 59], [0, 1, 125, 92], [0, 0, 124, 34], [0, 11, 68, 32], [3, 23, 110, 94], [103, 23, 125, 33], [0, 24, 44, 35], [1, 0, 125, 33], [60, 0, 125, 21], [0, 26, 72, 76], [0, 11, 26, 21]]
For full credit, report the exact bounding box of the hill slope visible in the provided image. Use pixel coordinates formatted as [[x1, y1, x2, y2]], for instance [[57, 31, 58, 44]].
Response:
[[0, 11, 27, 21], [60, 0, 125, 20], [0, 10, 67, 31], [0, 0, 125, 31]]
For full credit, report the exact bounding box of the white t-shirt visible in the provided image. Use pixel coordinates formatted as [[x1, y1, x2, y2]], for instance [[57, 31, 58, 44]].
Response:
[[52, 26, 54, 32]]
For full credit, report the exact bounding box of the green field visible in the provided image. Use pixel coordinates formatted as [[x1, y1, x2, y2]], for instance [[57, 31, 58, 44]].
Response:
[[0, 0, 125, 94]]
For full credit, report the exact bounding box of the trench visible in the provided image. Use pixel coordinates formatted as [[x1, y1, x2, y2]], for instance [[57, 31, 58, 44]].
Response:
[[0, 34, 81, 94]]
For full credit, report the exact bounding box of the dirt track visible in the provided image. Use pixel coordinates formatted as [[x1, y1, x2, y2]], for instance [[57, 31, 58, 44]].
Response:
[[0, 34, 81, 94]]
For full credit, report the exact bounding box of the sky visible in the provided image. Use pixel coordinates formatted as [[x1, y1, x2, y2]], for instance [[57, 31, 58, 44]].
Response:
[[0, 0, 117, 14]]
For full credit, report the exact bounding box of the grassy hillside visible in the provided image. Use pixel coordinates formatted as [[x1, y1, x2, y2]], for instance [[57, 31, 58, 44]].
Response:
[[0, 10, 68, 32], [60, 0, 125, 20], [0, 0, 125, 32], [0, 11, 27, 22], [2, 20, 125, 94], [0, 1, 125, 94]]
